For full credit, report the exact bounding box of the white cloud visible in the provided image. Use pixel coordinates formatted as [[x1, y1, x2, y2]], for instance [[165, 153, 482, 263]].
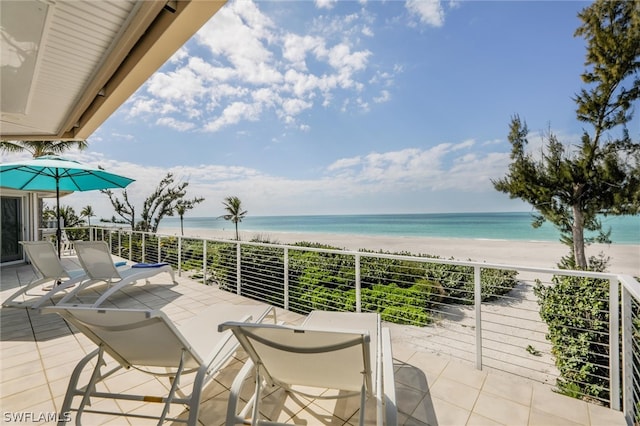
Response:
[[452, 139, 475, 150], [328, 156, 362, 171], [124, 0, 399, 135], [168, 46, 189, 64], [282, 34, 324, 71], [155, 117, 195, 131], [324, 43, 371, 73], [48, 134, 522, 219], [128, 97, 158, 117], [281, 98, 312, 116], [373, 90, 390, 103], [406, 0, 445, 28], [325, 140, 502, 193], [315, 0, 337, 10], [110, 132, 135, 141], [205, 101, 263, 132]]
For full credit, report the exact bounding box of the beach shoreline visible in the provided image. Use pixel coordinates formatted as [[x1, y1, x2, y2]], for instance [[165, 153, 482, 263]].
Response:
[[158, 227, 640, 276]]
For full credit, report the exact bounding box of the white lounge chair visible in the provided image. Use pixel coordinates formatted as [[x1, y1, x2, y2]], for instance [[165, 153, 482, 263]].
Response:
[[44, 303, 277, 426], [219, 310, 397, 426], [2, 241, 88, 308], [57, 240, 177, 307]]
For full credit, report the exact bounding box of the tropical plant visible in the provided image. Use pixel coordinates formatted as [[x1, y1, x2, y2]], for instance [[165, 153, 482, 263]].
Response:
[[80, 205, 95, 226], [175, 198, 204, 236], [102, 173, 203, 233], [42, 204, 57, 223], [492, 0, 640, 270], [0, 140, 88, 158], [221, 196, 247, 240], [43, 203, 82, 228]]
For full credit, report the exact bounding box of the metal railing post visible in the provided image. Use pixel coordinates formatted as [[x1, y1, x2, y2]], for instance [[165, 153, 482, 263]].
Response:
[[236, 242, 241, 295], [284, 248, 289, 310], [355, 253, 361, 313], [142, 233, 146, 263], [203, 241, 207, 285], [128, 232, 132, 261], [474, 266, 483, 370], [609, 278, 620, 411], [118, 231, 122, 257], [178, 237, 182, 277], [621, 286, 633, 422], [158, 237, 161, 263], [108, 231, 112, 253]]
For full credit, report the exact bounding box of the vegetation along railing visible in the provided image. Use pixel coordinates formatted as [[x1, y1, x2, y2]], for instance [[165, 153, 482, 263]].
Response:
[[66, 226, 639, 424]]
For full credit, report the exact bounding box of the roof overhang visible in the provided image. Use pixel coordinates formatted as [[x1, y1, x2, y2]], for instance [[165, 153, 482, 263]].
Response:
[[1, 0, 225, 141]]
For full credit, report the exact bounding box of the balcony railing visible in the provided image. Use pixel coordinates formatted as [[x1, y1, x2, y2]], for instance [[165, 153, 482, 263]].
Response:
[[66, 226, 640, 424]]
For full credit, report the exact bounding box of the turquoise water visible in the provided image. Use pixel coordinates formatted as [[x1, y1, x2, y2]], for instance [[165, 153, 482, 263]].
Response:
[[159, 212, 640, 244]]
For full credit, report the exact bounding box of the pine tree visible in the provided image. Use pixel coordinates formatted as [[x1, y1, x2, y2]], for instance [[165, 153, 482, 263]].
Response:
[[493, 0, 640, 269]]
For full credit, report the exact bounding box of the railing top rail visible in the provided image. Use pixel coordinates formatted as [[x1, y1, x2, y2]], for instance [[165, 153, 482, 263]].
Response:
[[620, 274, 640, 300], [86, 226, 636, 284]]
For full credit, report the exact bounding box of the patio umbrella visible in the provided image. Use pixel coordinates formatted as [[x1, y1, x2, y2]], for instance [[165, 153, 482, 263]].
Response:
[[0, 155, 134, 257]]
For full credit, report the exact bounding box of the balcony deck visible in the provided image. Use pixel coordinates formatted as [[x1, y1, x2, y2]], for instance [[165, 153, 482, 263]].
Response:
[[0, 258, 625, 425]]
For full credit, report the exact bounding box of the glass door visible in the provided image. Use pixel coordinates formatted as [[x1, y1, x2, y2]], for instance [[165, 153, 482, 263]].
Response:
[[1, 196, 23, 263]]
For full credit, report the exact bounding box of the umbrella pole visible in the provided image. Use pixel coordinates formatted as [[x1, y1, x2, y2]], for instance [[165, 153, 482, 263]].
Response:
[[56, 173, 61, 259]]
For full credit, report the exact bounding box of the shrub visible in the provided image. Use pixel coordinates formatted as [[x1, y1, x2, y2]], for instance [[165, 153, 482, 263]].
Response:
[[425, 263, 519, 304], [381, 305, 430, 326], [534, 275, 610, 402]]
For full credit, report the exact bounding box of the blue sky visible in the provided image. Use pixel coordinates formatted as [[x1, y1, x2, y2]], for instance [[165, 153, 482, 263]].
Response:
[[6, 0, 638, 219]]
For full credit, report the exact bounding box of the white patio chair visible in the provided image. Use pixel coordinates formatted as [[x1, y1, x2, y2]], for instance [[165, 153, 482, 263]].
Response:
[[219, 310, 397, 426], [2, 241, 87, 308], [44, 303, 277, 426], [59, 229, 74, 255], [57, 240, 177, 307]]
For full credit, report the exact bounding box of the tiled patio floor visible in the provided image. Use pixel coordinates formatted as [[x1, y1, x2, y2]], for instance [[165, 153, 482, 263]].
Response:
[[0, 258, 625, 425]]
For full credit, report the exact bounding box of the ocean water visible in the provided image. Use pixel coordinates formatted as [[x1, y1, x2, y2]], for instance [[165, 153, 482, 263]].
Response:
[[159, 212, 640, 244]]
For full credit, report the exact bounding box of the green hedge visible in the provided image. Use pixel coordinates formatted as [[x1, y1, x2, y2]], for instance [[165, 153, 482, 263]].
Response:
[[534, 275, 610, 402], [108, 236, 520, 328]]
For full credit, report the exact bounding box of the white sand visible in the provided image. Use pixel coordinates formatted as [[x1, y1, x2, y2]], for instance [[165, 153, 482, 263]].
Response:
[[159, 227, 640, 276]]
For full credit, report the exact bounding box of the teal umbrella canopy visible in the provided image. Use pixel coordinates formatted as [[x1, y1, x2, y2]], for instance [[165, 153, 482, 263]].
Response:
[[0, 155, 134, 192], [0, 155, 135, 257]]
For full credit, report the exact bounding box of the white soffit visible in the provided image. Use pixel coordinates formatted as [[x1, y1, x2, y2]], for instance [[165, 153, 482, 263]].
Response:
[[0, 1, 48, 115], [1, 0, 141, 138], [0, 0, 226, 141]]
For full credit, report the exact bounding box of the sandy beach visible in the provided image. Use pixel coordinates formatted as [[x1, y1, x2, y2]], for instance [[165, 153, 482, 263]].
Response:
[[159, 227, 640, 276]]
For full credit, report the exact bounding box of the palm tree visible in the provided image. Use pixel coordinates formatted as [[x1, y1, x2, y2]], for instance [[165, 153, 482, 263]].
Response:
[[1, 140, 88, 158], [80, 205, 95, 226], [174, 197, 204, 236], [175, 203, 187, 236], [221, 196, 247, 241]]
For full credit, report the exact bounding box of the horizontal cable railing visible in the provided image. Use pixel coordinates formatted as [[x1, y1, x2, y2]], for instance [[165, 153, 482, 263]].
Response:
[[69, 226, 639, 423]]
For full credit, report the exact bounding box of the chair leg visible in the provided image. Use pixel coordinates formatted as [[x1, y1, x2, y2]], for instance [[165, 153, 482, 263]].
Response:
[[250, 366, 263, 426], [359, 382, 366, 426], [57, 348, 101, 425], [159, 350, 186, 425], [187, 364, 208, 426], [226, 358, 256, 426], [2, 276, 48, 307], [77, 347, 107, 420], [53, 279, 101, 307]]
